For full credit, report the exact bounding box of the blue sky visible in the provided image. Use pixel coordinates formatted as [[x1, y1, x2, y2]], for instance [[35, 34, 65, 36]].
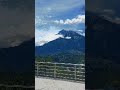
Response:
[[35, 0, 85, 46]]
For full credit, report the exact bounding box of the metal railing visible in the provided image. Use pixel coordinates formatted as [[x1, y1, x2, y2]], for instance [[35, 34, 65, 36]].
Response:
[[35, 61, 85, 82]]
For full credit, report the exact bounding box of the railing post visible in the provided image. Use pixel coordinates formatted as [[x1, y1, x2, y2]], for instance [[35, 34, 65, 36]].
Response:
[[83, 65, 85, 81], [54, 63, 56, 78], [37, 63, 39, 77], [74, 65, 76, 80]]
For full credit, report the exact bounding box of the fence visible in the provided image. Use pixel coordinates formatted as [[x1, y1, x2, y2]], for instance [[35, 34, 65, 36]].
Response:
[[35, 61, 85, 82]]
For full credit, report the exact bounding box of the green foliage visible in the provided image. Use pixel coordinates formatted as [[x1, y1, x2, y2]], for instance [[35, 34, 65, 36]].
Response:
[[54, 53, 85, 64], [35, 56, 54, 62], [35, 53, 85, 64]]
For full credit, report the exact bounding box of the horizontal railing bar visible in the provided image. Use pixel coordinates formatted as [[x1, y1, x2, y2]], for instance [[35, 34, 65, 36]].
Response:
[[35, 61, 85, 66], [37, 65, 80, 68], [37, 68, 54, 70], [56, 70, 75, 72], [36, 68, 84, 72], [36, 68, 84, 71]]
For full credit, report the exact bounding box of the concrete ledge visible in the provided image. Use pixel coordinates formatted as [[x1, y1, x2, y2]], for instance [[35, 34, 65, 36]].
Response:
[[35, 77, 85, 90]]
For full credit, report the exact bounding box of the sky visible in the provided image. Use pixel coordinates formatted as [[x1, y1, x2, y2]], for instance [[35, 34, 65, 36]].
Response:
[[87, 0, 120, 24], [0, 0, 34, 48], [35, 0, 85, 46]]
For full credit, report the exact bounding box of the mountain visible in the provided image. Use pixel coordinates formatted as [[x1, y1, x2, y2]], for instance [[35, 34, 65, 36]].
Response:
[[35, 30, 85, 56], [86, 11, 120, 61], [0, 38, 34, 72], [86, 11, 120, 89], [0, 38, 34, 85]]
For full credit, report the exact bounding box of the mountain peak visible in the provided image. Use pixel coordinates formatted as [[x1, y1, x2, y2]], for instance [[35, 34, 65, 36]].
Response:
[[58, 29, 84, 39], [59, 29, 78, 36]]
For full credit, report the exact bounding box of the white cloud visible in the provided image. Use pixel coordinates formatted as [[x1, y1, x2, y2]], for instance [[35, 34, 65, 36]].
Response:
[[76, 30, 85, 36], [103, 9, 115, 14], [65, 37, 71, 39], [54, 15, 85, 25], [35, 26, 63, 46]]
